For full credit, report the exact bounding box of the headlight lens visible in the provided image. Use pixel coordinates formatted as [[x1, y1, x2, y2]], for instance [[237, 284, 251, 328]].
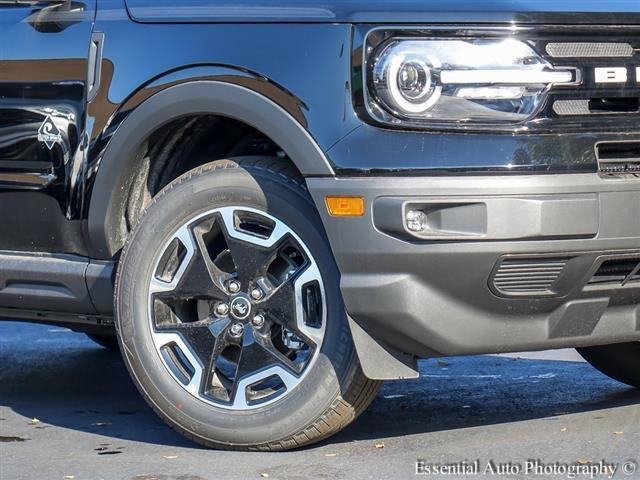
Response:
[[368, 38, 578, 128], [381, 53, 441, 114]]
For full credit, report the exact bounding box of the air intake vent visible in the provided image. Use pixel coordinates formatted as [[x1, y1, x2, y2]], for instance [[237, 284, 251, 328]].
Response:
[[596, 142, 640, 175], [588, 257, 640, 286], [554, 99, 640, 116], [492, 257, 569, 296]]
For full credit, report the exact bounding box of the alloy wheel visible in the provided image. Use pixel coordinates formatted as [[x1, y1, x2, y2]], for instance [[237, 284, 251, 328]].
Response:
[[147, 206, 326, 410]]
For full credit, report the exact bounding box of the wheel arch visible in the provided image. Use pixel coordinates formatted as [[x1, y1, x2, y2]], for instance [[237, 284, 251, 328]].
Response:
[[86, 79, 334, 259]]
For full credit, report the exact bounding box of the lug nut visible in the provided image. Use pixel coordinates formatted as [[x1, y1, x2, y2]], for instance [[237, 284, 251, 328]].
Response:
[[229, 323, 244, 338], [252, 314, 265, 328], [250, 287, 264, 300], [215, 302, 229, 316], [227, 280, 241, 294]]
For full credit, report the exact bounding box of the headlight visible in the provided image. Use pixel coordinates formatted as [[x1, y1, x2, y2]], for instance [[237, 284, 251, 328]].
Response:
[[367, 37, 580, 128]]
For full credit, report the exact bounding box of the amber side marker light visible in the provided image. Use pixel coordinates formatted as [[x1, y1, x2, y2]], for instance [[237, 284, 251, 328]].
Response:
[[325, 196, 365, 217]]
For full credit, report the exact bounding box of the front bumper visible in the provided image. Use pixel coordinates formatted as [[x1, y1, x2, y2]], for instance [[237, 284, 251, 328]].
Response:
[[308, 173, 640, 358]]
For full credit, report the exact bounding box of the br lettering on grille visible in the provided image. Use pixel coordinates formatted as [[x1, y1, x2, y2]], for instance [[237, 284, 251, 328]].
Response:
[[594, 67, 628, 84]]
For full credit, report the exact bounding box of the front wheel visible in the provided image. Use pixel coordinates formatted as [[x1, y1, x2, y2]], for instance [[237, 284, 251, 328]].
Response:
[[115, 158, 381, 450], [577, 342, 640, 388]]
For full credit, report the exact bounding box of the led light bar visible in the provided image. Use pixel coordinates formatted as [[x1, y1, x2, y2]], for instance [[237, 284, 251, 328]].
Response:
[[440, 69, 575, 85]]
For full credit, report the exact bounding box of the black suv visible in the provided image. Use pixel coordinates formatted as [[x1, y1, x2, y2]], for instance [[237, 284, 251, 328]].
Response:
[[3, 0, 640, 451]]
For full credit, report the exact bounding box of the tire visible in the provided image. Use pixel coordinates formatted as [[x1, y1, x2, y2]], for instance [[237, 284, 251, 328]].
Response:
[[577, 342, 640, 388], [86, 333, 119, 351], [115, 157, 381, 451]]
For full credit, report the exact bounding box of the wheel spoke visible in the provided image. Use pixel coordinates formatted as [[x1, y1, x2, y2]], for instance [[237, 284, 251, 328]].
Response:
[[257, 263, 324, 347], [290, 261, 325, 346], [260, 277, 296, 326], [161, 250, 222, 300], [150, 329, 207, 399], [229, 333, 298, 408], [152, 219, 231, 302], [218, 208, 289, 288], [224, 235, 277, 288], [202, 321, 237, 398], [164, 320, 223, 365], [156, 318, 234, 398], [192, 217, 235, 295], [149, 225, 196, 295]]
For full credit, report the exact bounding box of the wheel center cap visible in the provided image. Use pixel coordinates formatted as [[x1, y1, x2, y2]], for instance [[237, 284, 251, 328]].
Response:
[[230, 296, 251, 320]]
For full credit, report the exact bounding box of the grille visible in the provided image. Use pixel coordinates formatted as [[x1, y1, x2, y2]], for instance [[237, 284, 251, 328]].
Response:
[[554, 99, 640, 116], [598, 162, 640, 175], [492, 257, 569, 296], [541, 36, 640, 131], [546, 42, 634, 58], [587, 257, 640, 286], [596, 142, 640, 175]]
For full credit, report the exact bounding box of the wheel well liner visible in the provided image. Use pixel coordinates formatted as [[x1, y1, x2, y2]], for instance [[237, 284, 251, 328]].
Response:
[[87, 81, 334, 259]]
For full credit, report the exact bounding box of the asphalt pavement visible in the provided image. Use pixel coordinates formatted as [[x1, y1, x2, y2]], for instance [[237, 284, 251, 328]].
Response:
[[1, 321, 639, 480]]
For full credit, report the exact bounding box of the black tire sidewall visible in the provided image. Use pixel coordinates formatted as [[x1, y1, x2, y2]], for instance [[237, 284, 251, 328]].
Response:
[[116, 164, 356, 447], [577, 343, 640, 388], [87, 333, 119, 351]]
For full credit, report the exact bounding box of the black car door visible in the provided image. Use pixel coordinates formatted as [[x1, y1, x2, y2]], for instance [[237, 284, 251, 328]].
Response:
[[0, 0, 96, 254]]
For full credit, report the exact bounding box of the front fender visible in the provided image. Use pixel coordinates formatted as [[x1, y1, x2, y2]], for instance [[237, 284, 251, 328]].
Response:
[[86, 78, 334, 259]]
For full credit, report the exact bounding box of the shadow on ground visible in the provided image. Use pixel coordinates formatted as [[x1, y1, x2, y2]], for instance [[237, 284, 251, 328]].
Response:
[[2, 321, 639, 449]]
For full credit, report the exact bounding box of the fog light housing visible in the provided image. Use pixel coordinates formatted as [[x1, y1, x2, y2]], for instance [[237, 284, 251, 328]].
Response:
[[405, 209, 428, 232]]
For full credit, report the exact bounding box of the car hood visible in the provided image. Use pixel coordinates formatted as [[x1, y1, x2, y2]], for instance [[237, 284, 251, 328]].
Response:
[[125, 0, 640, 24]]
